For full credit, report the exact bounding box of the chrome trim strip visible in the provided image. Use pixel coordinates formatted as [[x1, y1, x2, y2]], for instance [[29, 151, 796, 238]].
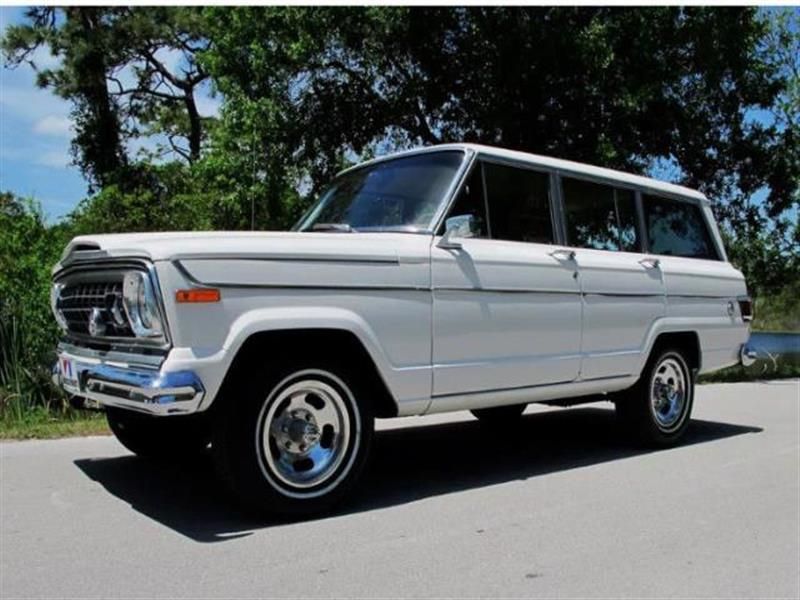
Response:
[[430, 373, 629, 400], [584, 292, 664, 298], [172, 254, 401, 265], [667, 293, 736, 300], [173, 260, 427, 291], [434, 286, 579, 295], [200, 283, 428, 292]]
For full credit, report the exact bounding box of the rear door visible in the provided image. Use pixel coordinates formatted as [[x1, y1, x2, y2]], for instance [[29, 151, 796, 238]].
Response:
[[430, 160, 582, 397], [559, 176, 666, 380]]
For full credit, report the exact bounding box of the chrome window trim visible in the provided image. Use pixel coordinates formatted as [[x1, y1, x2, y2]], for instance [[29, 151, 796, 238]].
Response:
[[53, 259, 172, 351], [635, 190, 649, 254], [480, 161, 493, 238]]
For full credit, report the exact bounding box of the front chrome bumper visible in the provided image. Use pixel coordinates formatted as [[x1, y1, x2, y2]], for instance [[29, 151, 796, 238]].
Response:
[[53, 345, 204, 416]]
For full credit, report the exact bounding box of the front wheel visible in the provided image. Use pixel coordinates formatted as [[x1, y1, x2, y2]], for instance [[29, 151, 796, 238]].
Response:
[[212, 362, 373, 516], [615, 348, 694, 446]]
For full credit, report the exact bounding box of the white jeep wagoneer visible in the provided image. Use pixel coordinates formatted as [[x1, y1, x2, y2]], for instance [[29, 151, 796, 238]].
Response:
[[51, 144, 754, 514]]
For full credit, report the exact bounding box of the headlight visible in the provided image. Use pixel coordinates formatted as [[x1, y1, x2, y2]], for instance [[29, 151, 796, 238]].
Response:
[[50, 283, 68, 331], [122, 271, 164, 338]]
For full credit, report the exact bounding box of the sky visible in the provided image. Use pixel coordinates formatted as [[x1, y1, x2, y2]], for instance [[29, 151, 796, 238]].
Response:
[[0, 7, 88, 220], [0, 6, 221, 222], [0, 6, 794, 225]]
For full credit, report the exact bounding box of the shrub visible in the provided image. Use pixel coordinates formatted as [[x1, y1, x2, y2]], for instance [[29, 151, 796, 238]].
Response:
[[0, 194, 69, 418]]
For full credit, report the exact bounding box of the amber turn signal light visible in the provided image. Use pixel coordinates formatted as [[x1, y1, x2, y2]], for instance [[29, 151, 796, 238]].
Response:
[[175, 288, 221, 303]]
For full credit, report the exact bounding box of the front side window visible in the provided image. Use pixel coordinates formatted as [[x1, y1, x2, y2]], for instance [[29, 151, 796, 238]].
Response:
[[643, 195, 719, 259], [562, 177, 639, 252], [482, 162, 554, 244], [298, 151, 465, 232]]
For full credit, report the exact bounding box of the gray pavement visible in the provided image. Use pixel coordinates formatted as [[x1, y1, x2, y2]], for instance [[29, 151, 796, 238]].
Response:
[[1, 381, 798, 599]]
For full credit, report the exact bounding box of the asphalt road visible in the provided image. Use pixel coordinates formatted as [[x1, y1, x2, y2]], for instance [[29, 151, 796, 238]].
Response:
[[2, 381, 798, 599]]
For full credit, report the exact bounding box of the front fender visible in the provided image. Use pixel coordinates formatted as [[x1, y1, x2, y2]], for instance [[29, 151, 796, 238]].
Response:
[[163, 305, 430, 415]]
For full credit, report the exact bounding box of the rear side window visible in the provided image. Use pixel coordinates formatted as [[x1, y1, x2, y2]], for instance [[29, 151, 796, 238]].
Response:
[[643, 195, 719, 260], [483, 162, 554, 244], [562, 177, 639, 252]]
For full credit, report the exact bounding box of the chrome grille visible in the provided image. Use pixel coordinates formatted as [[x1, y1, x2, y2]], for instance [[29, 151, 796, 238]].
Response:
[[57, 279, 134, 338]]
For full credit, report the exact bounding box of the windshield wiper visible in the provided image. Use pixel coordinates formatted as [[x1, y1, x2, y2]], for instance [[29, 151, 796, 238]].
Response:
[[311, 223, 356, 233]]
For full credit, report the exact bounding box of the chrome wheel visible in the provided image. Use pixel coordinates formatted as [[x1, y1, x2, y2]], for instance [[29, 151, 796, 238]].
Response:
[[257, 370, 359, 498], [649, 356, 688, 431]]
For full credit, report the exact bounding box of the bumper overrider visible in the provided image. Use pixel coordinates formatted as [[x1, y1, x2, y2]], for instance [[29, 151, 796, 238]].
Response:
[[740, 343, 757, 367], [53, 345, 204, 416]]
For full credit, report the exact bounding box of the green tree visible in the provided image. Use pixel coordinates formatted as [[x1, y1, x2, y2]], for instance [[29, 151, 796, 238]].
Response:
[[203, 7, 797, 213], [2, 6, 212, 189]]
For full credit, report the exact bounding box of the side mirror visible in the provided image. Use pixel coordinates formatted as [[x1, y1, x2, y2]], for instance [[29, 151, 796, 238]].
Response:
[[438, 214, 478, 250]]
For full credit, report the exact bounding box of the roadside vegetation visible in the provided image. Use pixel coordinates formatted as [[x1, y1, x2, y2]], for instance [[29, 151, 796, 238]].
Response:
[[1, 7, 797, 438]]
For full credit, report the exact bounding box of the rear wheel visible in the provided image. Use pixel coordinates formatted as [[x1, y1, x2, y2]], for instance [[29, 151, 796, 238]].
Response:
[[212, 360, 373, 516], [471, 404, 526, 424], [615, 347, 694, 446], [106, 407, 211, 458]]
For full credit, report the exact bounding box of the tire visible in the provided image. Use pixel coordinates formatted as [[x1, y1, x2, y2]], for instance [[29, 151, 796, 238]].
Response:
[[106, 407, 212, 459], [471, 404, 526, 424], [615, 347, 694, 446], [212, 359, 373, 517]]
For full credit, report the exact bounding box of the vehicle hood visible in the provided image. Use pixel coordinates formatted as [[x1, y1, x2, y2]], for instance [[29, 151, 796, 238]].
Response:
[[56, 230, 429, 271]]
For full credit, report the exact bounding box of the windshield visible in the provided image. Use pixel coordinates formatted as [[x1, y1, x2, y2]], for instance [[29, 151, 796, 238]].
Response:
[[297, 150, 465, 232]]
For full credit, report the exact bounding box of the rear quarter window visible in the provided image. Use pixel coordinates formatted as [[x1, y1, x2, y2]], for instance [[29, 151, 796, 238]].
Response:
[[643, 194, 719, 260]]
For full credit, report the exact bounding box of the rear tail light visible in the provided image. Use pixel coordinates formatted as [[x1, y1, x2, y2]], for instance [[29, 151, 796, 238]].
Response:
[[737, 296, 754, 322]]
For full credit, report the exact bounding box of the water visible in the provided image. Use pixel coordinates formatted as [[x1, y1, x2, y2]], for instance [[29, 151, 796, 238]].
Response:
[[746, 332, 800, 372]]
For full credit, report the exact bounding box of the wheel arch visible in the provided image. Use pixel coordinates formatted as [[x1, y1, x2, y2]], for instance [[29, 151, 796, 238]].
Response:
[[215, 327, 399, 418], [644, 330, 702, 374]]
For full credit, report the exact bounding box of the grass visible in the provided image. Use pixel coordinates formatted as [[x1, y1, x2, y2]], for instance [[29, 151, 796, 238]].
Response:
[[699, 363, 800, 383], [0, 406, 109, 440]]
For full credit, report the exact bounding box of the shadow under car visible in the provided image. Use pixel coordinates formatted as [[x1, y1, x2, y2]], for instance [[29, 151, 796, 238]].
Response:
[[74, 405, 762, 543]]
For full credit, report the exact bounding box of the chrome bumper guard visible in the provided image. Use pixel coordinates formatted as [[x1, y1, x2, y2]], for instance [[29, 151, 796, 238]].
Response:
[[53, 351, 204, 416], [740, 343, 757, 367]]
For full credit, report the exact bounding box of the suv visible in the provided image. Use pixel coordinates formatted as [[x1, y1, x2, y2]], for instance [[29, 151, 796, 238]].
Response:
[[51, 144, 753, 515]]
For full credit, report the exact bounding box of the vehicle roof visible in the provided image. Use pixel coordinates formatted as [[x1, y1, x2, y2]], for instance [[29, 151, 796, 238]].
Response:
[[338, 143, 708, 203]]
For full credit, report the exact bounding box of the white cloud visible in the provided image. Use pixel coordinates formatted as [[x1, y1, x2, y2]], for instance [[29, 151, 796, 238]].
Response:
[[35, 150, 70, 169], [33, 115, 72, 137]]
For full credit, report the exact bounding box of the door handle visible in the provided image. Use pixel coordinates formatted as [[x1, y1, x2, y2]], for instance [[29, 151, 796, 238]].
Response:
[[549, 248, 576, 261], [639, 257, 661, 269]]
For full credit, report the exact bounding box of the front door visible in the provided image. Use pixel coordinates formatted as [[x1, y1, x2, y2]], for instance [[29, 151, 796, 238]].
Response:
[[430, 160, 582, 398]]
